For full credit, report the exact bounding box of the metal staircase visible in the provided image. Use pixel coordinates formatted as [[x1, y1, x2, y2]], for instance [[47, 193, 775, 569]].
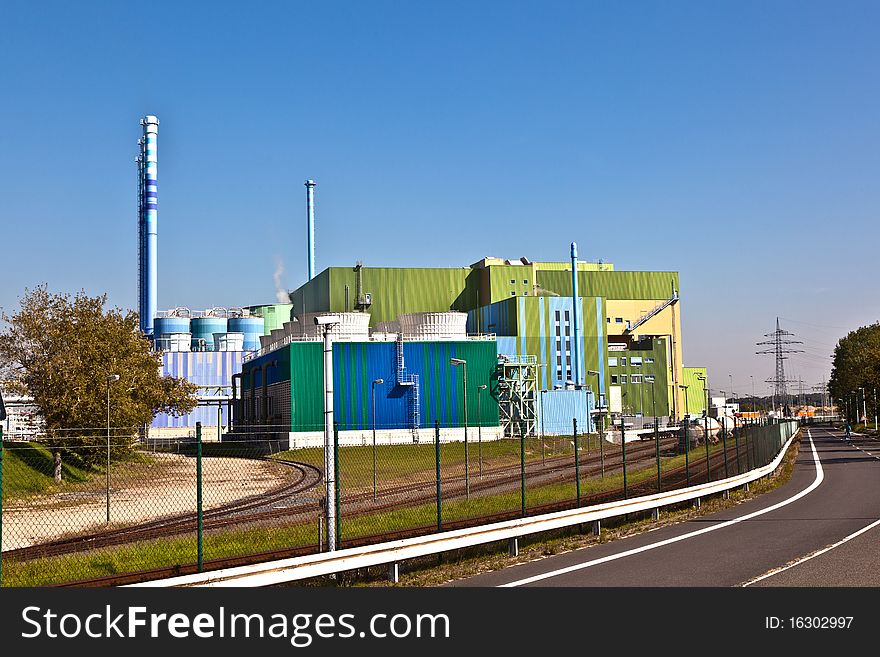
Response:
[[396, 334, 421, 434], [623, 290, 679, 334]]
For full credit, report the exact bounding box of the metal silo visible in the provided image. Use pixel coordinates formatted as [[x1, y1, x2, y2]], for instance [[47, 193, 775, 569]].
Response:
[[154, 315, 191, 338], [190, 311, 228, 351], [228, 315, 265, 351]]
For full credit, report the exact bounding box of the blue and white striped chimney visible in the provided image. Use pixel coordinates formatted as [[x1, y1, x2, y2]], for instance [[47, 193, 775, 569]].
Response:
[[138, 115, 159, 338]]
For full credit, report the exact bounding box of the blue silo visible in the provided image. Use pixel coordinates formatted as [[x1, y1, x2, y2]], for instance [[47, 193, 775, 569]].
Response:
[[228, 316, 265, 352], [190, 316, 228, 351]]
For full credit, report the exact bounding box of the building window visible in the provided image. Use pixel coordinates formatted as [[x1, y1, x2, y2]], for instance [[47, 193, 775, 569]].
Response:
[[619, 357, 627, 366], [630, 357, 642, 366], [510, 279, 516, 284], [619, 375, 627, 384], [632, 375, 643, 384], [607, 317, 611, 323], [645, 376, 655, 383], [511, 291, 516, 296], [523, 290, 528, 295], [615, 317, 624, 323], [611, 375, 619, 384], [523, 279, 528, 285], [645, 358, 655, 364], [608, 357, 618, 367]]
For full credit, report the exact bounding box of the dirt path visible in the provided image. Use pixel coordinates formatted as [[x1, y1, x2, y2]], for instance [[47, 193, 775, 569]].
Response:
[[2, 453, 293, 550]]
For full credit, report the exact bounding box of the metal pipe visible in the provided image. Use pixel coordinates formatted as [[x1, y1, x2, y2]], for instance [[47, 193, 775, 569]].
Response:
[[570, 242, 580, 387], [305, 180, 316, 281]]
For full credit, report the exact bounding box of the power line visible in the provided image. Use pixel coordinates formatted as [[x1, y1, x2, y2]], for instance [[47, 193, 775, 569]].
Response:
[[756, 317, 803, 417]]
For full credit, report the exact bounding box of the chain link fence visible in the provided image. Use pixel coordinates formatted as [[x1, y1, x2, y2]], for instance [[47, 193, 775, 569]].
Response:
[[0, 418, 799, 586]]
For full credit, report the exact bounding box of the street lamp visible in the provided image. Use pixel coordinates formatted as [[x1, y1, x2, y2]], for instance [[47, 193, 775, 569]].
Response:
[[587, 370, 604, 477], [106, 373, 120, 524], [696, 374, 710, 483], [371, 378, 384, 502], [679, 384, 690, 485], [858, 387, 866, 425], [314, 315, 340, 551], [477, 384, 487, 480], [449, 357, 469, 498], [539, 389, 547, 465]]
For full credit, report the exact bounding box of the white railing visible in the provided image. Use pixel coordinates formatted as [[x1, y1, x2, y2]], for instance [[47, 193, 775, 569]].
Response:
[[130, 424, 800, 588]]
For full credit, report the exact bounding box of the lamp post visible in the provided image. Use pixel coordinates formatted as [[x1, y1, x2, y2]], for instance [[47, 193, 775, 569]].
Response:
[[539, 389, 547, 466], [371, 378, 383, 502], [450, 357, 469, 498], [750, 375, 756, 415], [859, 387, 867, 426], [477, 384, 487, 480], [587, 370, 604, 477], [679, 384, 690, 485], [697, 374, 710, 483], [106, 373, 120, 524], [315, 315, 340, 551], [874, 388, 877, 432]]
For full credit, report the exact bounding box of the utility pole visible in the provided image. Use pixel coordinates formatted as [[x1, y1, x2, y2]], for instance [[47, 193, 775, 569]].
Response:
[[756, 318, 802, 418]]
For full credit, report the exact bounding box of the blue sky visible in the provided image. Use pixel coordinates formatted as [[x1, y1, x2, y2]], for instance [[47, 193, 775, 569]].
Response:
[[2, 0, 877, 396]]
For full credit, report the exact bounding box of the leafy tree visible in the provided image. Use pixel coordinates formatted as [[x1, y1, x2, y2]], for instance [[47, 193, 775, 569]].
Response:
[[829, 322, 880, 422], [0, 286, 198, 479]]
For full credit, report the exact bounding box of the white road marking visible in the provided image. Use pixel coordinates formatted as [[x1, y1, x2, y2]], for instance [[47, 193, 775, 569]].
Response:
[[499, 430, 823, 587], [741, 516, 880, 586]]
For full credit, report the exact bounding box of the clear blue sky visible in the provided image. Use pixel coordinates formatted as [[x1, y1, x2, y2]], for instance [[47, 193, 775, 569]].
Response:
[[2, 0, 878, 397]]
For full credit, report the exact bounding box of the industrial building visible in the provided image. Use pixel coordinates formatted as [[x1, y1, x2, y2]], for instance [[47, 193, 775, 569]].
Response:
[[282, 252, 691, 430], [136, 114, 706, 442]]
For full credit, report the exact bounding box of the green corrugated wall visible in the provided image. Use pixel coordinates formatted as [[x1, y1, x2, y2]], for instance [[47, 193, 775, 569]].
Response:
[[322, 267, 480, 325], [289, 342, 325, 431], [681, 366, 709, 416], [288, 269, 332, 318], [246, 303, 293, 334], [609, 340, 670, 416], [535, 270, 680, 300]]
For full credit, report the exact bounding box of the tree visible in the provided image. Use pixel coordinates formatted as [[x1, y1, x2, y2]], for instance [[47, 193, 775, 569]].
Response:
[[0, 286, 198, 479], [829, 322, 880, 423]]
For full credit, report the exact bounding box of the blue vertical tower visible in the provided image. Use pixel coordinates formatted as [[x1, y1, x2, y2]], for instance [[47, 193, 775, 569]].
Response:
[[305, 179, 316, 281], [570, 241, 580, 387], [138, 116, 159, 338]]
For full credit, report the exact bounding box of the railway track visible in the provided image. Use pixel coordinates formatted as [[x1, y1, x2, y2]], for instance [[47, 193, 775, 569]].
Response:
[[57, 439, 761, 587]]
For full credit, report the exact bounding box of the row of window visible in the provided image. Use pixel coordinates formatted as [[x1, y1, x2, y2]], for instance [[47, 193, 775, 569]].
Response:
[[608, 357, 655, 366], [611, 374, 655, 384]]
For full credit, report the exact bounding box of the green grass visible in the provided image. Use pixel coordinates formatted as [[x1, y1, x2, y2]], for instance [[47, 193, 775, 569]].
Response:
[[273, 434, 602, 492], [2, 441, 158, 501], [2, 442, 92, 499]]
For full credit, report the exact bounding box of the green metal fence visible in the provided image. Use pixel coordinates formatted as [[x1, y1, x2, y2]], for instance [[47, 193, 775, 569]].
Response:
[[0, 417, 799, 587]]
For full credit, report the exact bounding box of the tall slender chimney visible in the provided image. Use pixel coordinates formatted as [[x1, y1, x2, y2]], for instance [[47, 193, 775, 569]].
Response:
[[139, 115, 159, 338], [570, 242, 580, 387], [305, 179, 316, 281]]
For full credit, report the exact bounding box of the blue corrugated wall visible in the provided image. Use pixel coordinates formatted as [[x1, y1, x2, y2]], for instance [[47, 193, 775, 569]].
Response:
[[537, 389, 593, 434], [331, 340, 499, 431], [152, 351, 243, 428]]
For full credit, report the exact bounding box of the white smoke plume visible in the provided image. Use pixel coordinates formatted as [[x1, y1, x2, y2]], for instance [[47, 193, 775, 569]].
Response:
[[273, 256, 289, 303]]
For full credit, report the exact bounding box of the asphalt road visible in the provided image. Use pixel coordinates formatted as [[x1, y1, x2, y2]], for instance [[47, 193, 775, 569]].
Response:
[[449, 426, 880, 587]]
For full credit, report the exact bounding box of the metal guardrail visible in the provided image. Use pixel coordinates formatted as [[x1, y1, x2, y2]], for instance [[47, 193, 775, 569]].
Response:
[[130, 423, 800, 588]]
